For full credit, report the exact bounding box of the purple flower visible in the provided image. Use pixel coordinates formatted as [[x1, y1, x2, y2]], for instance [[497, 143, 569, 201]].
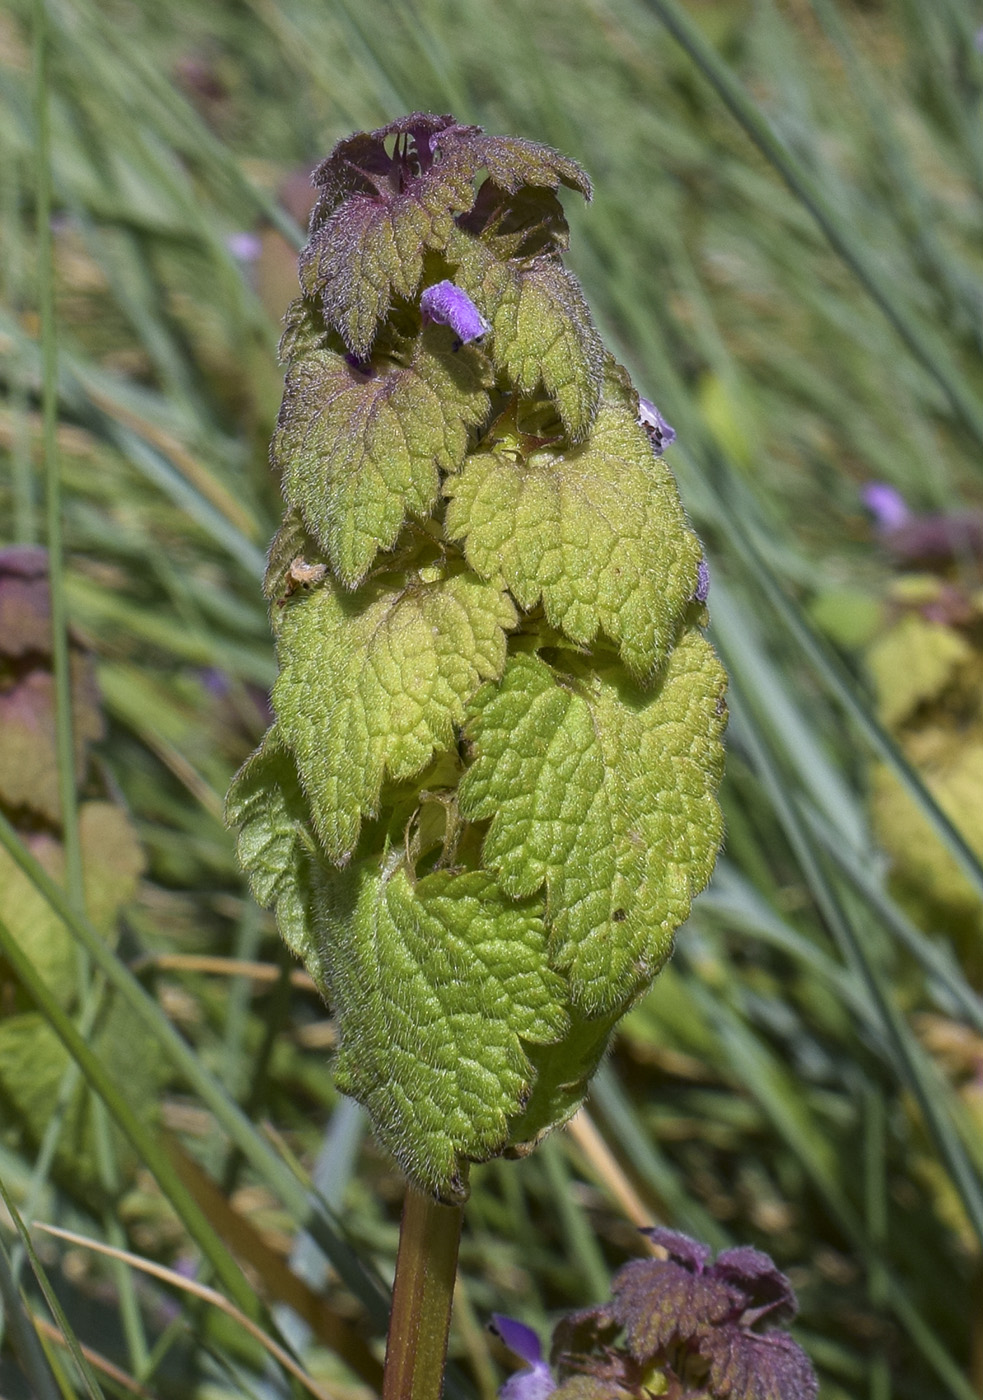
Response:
[[637, 396, 676, 452], [694, 556, 710, 604], [420, 280, 490, 345], [492, 1315, 556, 1399], [862, 482, 911, 533], [861, 483, 983, 566], [226, 231, 263, 263]]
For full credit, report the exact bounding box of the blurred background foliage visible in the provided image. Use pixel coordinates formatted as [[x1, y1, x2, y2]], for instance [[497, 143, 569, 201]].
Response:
[[1, 0, 983, 1396]]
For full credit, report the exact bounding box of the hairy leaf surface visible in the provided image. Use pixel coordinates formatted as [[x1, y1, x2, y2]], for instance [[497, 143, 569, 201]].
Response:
[[460, 637, 726, 1013], [505, 1006, 623, 1150], [314, 861, 568, 1201], [458, 183, 571, 260], [272, 328, 490, 585], [448, 229, 603, 440], [273, 568, 516, 863], [446, 370, 702, 675], [225, 733, 327, 985]]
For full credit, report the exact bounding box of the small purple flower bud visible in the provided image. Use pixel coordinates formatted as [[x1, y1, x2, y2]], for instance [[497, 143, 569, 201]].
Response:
[[491, 1315, 556, 1400], [637, 396, 676, 451], [420, 280, 490, 344], [862, 482, 910, 533], [694, 557, 710, 604]]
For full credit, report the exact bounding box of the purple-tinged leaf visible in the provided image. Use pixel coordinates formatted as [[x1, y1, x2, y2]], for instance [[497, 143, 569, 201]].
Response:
[[0, 546, 52, 657], [701, 1326, 818, 1400], [712, 1247, 798, 1326], [301, 117, 479, 357], [641, 1226, 713, 1273], [610, 1255, 739, 1362], [456, 133, 591, 200]]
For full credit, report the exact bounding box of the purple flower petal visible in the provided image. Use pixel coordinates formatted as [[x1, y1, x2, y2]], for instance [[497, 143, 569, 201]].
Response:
[[492, 1316, 544, 1366], [492, 1317, 555, 1400], [637, 396, 676, 451], [862, 482, 910, 532], [498, 1365, 555, 1400], [420, 280, 490, 344]]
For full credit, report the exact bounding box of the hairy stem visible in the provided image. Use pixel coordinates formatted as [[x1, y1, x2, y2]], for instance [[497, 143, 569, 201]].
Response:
[[382, 1181, 466, 1400]]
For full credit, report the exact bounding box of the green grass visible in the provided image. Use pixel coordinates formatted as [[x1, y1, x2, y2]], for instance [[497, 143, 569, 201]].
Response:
[[2, 0, 983, 1396]]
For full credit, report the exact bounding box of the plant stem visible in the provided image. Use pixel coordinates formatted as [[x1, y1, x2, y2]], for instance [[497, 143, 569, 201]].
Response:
[[382, 1181, 466, 1400]]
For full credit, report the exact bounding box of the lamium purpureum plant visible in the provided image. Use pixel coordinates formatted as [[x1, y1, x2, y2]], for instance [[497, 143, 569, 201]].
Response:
[[226, 112, 726, 1396], [493, 1228, 818, 1399]]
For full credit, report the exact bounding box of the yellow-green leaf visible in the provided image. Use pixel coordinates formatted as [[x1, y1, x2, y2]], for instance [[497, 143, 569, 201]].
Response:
[[273, 566, 516, 862], [446, 367, 703, 676], [460, 635, 727, 1014]]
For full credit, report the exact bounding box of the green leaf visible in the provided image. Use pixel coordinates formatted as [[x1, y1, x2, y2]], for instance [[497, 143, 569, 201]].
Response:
[[460, 636, 726, 1014], [448, 229, 603, 440], [311, 860, 568, 1201], [262, 507, 326, 603], [272, 326, 490, 585], [273, 566, 516, 863], [446, 366, 703, 676], [225, 731, 327, 989], [278, 295, 332, 365], [505, 1005, 623, 1151], [458, 182, 571, 261]]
